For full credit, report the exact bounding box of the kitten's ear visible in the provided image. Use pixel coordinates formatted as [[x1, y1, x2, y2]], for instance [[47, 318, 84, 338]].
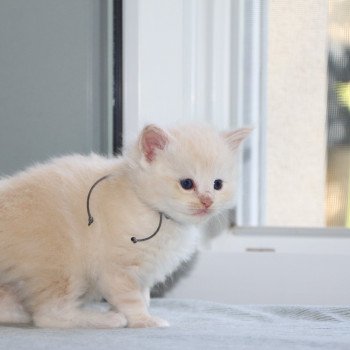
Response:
[[222, 127, 253, 151], [139, 124, 169, 162]]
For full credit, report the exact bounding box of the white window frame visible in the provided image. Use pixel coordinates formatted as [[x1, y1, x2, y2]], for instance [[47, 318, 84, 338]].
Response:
[[123, 0, 265, 226]]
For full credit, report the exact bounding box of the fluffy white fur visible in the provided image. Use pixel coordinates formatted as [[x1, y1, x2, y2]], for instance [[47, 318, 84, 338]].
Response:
[[0, 124, 250, 328]]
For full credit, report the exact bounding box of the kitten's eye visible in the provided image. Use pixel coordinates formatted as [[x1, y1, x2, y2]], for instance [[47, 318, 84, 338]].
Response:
[[180, 178, 195, 190], [214, 179, 223, 190]]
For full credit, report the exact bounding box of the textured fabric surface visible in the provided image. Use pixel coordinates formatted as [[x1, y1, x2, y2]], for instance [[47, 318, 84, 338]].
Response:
[[1, 299, 350, 350]]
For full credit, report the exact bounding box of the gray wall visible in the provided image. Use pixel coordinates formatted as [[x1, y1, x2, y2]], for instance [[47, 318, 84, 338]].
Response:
[[0, 0, 111, 176]]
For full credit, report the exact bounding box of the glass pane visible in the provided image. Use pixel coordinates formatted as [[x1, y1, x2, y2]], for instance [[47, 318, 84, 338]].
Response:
[[253, 1, 350, 228]]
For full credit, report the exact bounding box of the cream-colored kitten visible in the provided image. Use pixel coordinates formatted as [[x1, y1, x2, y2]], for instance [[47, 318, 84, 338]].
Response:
[[0, 124, 250, 328]]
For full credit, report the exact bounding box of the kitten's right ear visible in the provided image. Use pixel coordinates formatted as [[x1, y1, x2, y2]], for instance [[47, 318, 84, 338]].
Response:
[[139, 124, 169, 162], [222, 127, 253, 152]]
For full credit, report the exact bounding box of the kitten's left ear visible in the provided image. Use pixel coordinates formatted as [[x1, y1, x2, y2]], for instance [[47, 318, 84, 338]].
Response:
[[139, 124, 169, 162], [222, 127, 253, 151]]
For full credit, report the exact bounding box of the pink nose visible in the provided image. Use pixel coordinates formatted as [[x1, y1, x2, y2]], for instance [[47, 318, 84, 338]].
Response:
[[200, 196, 213, 208]]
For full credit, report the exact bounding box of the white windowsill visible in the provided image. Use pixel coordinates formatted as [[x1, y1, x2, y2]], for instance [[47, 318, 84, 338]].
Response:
[[167, 228, 350, 304], [201, 227, 350, 255]]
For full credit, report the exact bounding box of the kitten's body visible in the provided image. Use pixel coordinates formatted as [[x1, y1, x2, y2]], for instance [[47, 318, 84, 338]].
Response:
[[0, 125, 250, 328]]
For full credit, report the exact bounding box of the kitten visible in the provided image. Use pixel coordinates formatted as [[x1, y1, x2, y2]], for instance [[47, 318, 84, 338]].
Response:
[[0, 124, 250, 328]]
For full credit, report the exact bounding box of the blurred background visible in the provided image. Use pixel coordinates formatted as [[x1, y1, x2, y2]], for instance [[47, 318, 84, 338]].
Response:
[[327, 0, 350, 227], [1, 0, 350, 304]]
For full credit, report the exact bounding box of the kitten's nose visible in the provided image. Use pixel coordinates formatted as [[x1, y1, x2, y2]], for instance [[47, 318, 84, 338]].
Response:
[[200, 195, 213, 209]]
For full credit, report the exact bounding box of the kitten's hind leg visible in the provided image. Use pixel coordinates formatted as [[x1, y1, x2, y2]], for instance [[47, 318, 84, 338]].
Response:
[[0, 287, 31, 324], [22, 273, 127, 328], [32, 301, 127, 329]]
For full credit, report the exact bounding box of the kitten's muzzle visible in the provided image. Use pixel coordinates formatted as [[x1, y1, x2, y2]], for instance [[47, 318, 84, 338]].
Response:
[[198, 195, 213, 209]]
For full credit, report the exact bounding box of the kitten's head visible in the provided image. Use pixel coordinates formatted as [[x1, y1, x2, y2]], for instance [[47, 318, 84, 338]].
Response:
[[127, 124, 251, 225]]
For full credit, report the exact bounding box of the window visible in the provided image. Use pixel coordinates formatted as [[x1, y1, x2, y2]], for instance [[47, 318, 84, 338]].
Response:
[[122, 0, 333, 228]]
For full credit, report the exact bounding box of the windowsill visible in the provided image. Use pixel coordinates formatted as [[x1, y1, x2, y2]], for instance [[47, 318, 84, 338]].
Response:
[[201, 227, 350, 255]]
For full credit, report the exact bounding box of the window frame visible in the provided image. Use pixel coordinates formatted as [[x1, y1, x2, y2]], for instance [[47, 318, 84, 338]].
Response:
[[119, 0, 350, 248]]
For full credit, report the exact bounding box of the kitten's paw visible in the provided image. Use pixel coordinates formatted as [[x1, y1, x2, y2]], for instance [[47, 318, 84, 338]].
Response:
[[128, 315, 169, 328], [104, 312, 127, 328]]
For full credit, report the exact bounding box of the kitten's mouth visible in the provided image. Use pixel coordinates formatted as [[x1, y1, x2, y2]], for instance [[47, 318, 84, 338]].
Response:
[[192, 208, 210, 216]]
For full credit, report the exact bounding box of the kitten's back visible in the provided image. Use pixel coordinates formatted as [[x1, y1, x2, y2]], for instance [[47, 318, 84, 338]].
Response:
[[0, 153, 118, 217], [0, 154, 120, 294]]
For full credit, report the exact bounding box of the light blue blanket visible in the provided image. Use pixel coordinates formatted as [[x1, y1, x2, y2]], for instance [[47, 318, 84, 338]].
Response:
[[1, 299, 350, 350]]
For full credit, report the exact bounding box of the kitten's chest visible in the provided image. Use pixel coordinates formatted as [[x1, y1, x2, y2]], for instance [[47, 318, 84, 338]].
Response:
[[135, 221, 199, 286], [101, 198, 199, 287]]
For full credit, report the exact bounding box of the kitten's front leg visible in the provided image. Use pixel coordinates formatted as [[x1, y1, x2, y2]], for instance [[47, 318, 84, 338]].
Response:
[[143, 287, 150, 307], [99, 271, 168, 328]]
